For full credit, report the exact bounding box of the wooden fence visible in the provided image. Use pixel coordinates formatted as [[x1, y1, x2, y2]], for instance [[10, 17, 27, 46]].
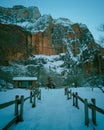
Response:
[[0, 88, 41, 130], [64, 87, 104, 127]]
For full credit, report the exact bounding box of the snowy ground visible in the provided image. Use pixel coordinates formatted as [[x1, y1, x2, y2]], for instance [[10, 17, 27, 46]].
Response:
[[0, 87, 104, 130]]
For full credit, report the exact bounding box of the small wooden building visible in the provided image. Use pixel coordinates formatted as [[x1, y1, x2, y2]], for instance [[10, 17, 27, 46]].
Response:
[[13, 77, 37, 89]]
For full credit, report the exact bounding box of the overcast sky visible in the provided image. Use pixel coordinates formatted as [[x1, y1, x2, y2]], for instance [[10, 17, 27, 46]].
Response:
[[0, 0, 104, 41]]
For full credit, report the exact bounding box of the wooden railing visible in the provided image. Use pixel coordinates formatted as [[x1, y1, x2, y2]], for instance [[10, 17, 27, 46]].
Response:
[[64, 87, 104, 127], [0, 88, 41, 130]]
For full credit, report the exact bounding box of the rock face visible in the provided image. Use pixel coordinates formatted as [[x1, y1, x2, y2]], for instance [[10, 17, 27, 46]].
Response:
[[0, 5, 41, 23], [0, 23, 31, 65], [32, 32, 56, 55], [0, 5, 103, 76]]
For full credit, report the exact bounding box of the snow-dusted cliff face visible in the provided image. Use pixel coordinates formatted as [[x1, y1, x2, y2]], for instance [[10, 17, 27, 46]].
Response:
[[0, 6, 99, 57], [0, 5, 103, 85], [0, 5, 41, 23]]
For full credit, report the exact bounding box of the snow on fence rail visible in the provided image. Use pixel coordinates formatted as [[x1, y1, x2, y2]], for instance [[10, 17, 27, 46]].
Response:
[[64, 87, 104, 127], [0, 88, 41, 130]]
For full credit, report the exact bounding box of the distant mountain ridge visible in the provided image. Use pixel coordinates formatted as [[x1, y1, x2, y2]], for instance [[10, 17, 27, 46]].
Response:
[[0, 5, 41, 23]]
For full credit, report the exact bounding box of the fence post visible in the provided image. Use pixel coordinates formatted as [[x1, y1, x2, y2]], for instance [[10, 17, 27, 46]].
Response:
[[67, 89, 69, 100], [32, 92, 36, 108], [19, 95, 24, 121], [30, 91, 32, 103], [84, 99, 89, 126], [91, 98, 96, 125], [15, 95, 19, 116], [73, 92, 75, 106], [64, 88, 67, 95], [38, 89, 41, 100], [70, 89, 72, 99], [75, 92, 78, 108]]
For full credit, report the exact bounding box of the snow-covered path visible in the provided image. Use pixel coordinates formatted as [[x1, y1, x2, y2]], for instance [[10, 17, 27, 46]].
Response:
[[9, 88, 90, 130], [33, 89, 71, 130], [0, 88, 104, 130], [11, 89, 73, 130]]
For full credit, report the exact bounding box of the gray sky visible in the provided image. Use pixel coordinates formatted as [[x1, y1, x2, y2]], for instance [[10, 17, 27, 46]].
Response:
[[0, 0, 104, 41]]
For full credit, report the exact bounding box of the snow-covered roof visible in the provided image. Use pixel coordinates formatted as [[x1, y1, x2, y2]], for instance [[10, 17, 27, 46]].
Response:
[[13, 77, 37, 81]]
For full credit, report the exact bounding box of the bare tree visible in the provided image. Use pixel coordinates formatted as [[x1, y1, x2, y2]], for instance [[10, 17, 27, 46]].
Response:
[[98, 24, 104, 32], [98, 24, 104, 46]]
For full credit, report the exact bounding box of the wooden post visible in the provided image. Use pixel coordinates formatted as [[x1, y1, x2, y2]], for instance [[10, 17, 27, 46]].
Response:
[[30, 91, 32, 103], [38, 89, 41, 100], [65, 88, 67, 95], [91, 98, 96, 125], [73, 92, 75, 106], [15, 95, 19, 116], [67, 89, 69, 100], [36, 90, 38, 99], [32, 92, 36, 108], [19, 95, 24, 121], [75, 92, 78, 108], [70, 89, 72, 99], [84, 99, 89, 126]]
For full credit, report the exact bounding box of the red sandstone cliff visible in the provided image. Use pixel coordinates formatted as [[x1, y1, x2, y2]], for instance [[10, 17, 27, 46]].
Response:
[[0, 23, 31, 65]]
